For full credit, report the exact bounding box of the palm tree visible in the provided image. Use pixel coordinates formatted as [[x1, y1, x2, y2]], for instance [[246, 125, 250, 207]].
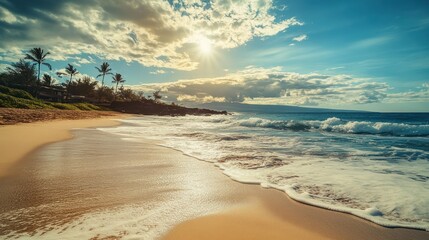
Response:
[[24, 47, 52, 82], [42, 73, 55, 86], [95, 62, 113, 87], [112, 73, 125, 93], [6, 59, 37, 86], [153, 90, 162, 102], [57, 64, 78, 97]]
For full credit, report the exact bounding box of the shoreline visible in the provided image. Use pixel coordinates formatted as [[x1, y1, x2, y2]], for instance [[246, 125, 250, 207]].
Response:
[[0, 115, 126, 178], [0, 116, 428, 239], [159, 148, 429, 240]]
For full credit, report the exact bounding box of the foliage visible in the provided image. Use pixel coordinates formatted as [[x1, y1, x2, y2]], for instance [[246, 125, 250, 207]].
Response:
[[66, 76, 98, 97], [4, 59, 37, 86], [112, 73, 125, 93], [153, 90, 162, 102], [0, 92, 54, 109], [24, 47, 51, 81], [95, 62, 113, 87], [0, 47, 180, 110], [47, 102, 80, 110], [117, 87, 140, 101], [57, 64, 79, 97], [0, 85, 36, 100], [0, 86, 102, 111], [96, 86, 116, 102], [42, 73, 56, 86], [72, 103, 102, 110]]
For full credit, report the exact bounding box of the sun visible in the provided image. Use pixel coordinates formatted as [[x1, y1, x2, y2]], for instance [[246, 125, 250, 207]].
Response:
[[199, 39, 212, 54], [194, 34, 213, 55]]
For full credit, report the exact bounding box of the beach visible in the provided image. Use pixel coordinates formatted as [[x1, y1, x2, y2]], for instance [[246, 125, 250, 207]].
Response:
[[0, 115, 428, 239], [0, 108, 123, 178]]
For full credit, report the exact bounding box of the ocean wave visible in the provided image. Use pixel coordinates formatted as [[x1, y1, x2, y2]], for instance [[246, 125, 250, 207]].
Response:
[[100, 115, 429, 231], [238, 117, 429, 137]]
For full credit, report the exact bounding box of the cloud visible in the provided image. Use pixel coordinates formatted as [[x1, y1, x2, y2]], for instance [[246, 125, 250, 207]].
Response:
[[292, 34, 307, 42], [149, 69, 166, 75], [386, 83, 429, 103], [351, 35, 392, 48], [0, 0, 302, 71], [129, 66, 391, 106], [326, 66, 345, 71]]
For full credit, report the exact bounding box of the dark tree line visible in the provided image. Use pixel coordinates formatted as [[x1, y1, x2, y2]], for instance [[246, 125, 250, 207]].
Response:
[[0, 47, 163, 103]]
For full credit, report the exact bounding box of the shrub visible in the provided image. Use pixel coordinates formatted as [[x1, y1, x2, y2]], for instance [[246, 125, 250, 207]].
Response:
[[0, 93, 54, 109], [0, 85, 35, 100], [47, 102, 80, 110], [72, 103, 101, 111]]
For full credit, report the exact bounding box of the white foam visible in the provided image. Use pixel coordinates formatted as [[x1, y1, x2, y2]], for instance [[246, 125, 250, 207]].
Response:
[[98, 115, 429, 231], [238, 116, 429, 136]]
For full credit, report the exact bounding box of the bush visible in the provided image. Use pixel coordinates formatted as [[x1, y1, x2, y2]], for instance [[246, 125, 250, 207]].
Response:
[[72, 103, 101, 111], [47, 102, 80, 110], [0, 85, 105, 111], [0, 85, 35, 100], [0, 93, 54, 109]]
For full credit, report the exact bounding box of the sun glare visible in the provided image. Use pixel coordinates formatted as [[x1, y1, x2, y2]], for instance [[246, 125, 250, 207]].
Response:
[[194, 34, 213, 55]]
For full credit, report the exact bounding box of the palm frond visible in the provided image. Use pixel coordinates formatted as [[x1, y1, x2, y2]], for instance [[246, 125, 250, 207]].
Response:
[[42, 51, 51, 60], [42, 62, 52, 70], [24, 54, 37, 62]]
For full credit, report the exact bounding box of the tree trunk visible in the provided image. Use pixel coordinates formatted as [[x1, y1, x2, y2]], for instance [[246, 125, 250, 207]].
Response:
[[68, 74, 73, 99], [36, 63, 41, 97], [37, 63, 41, 82], [102, 74, 105, 87]]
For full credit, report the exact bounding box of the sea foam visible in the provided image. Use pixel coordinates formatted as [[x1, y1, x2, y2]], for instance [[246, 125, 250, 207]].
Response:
[[238, 117, 429, 136], [99, 114, 429, 231]]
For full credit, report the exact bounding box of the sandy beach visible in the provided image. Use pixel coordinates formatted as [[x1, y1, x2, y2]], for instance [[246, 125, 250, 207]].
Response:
[[0, 112, 123, 178], [0, 117, 428, 239]]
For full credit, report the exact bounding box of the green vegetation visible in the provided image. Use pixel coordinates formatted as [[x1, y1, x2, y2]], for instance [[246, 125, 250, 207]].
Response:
[[95, 62, 113, 87], [0, 85, 35, 100], [0, 85, 101, 110], [24, 47, 52, 82], [0, 47, 227, 116], [0, 93, 53, 109], [0, 47, 179, 114]]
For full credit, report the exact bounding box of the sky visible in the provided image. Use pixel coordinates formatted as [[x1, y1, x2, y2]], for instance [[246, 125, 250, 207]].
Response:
[[0, 0, 428, 112]]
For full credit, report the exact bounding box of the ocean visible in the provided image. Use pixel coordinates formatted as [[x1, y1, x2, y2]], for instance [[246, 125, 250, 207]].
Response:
[[100, 111, 429, 231]]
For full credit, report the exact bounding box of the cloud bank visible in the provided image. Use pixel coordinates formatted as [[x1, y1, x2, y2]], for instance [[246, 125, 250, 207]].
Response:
[[130, 67, 393, 106], [0, 0, 301, 70]]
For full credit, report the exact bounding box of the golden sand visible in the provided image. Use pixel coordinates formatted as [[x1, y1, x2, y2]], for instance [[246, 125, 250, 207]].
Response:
[[0, 117, 123, 177]]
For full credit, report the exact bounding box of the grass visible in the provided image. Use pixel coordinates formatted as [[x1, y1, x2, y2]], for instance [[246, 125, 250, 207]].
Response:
[[0, 85, 103, 111], [0, 85, 36, 100]]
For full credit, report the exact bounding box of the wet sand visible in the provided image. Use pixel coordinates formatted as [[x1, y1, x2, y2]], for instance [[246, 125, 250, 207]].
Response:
[[0, 116, 123, 178], [0, 120, 428, 239]]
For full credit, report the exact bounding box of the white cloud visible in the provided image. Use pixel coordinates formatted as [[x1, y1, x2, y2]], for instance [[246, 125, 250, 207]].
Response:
[[150, 69, 166, 75], [292, 34, 308, 42], [326, 66, 345, 71], [0, 0, 302, 71], [130, 66, 391, 106], [386, 83, 429, 103], [352, 35, 392, 48]]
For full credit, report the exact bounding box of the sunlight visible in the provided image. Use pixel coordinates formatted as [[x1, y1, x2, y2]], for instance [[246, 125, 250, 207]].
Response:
[[194, 34, 213, 55]]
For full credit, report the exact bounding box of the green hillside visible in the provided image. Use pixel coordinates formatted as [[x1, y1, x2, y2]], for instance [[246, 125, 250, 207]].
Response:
[[0, 85, 102, 111]]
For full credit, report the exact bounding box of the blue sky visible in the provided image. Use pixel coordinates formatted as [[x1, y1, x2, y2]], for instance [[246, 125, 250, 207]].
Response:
[[0, 0, 428, 111]]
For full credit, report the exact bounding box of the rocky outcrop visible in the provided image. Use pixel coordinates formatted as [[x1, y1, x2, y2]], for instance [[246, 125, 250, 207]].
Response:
[[109, 101, 227, 116]]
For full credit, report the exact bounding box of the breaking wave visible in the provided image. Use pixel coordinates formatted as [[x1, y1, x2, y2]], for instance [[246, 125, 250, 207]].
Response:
[[238, 117, 429, 137]]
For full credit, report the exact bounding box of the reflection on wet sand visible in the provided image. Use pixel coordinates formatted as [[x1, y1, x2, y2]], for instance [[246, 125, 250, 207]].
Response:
[[0, 129, 241, 239]]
